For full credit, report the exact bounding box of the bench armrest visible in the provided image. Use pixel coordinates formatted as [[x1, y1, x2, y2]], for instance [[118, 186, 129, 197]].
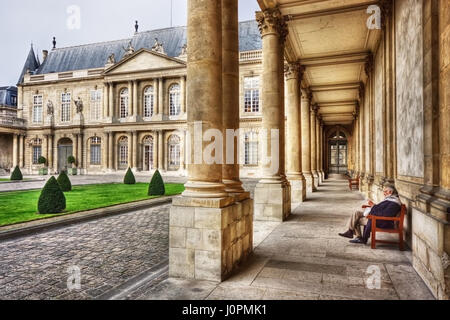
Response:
[[367, 215, 400, 222]]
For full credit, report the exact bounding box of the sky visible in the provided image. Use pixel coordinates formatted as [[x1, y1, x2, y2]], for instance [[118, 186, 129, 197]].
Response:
[[0, 0, 261, 86]]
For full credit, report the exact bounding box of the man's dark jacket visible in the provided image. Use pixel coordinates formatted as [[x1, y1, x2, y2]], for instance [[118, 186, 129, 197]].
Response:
[[362, 197, 401, 242]]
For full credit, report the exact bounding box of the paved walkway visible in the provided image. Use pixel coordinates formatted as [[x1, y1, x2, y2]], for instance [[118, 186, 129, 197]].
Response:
[[131, 175, 434, 300]]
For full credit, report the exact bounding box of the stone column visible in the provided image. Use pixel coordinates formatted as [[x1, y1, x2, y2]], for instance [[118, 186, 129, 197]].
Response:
[[169, 0, 252, 283], [19, 135, 24, 168], [12, 134, 18, 168], [222, 0, 247, 199], [180, 76, 186, 114], [128, 81, 133, 118], [132, 131, 138, 171], [53, 136, 58, 173], [310, 104, 319, 188], [158, 78, 164, 116], [108, 132, 114, 171], [253, 7, 291, 222], [285, 62, 306, 203], [109, 83, 115, 120], [157, 130, 164, 170], [320, 121, 325, 180], [48, 135, 53, 170], [301, 90, 315, 192], [132, 80, 139, 120], [103, 83, 109, 119], [78, 133, 83, 172], [73, 134, 78, 167], [316, 116, 324, 183]]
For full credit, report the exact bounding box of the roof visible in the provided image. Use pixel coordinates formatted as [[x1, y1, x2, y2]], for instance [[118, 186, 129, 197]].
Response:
[[0, 86, 18, 107], [18, 46, 40, 84], [22, 21, 261, 81]]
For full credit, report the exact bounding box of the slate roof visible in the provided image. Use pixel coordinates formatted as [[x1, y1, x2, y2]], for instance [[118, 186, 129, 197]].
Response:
[[20, 21, 261, 83], [17, 46, 41, 84], [0, 86, 18, 107]]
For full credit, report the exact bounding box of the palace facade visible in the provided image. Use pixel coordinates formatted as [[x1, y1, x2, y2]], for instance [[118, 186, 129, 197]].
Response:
[[2, 21, 264, 177]]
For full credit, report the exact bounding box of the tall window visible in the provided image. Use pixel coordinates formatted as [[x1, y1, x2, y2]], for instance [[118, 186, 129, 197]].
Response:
[[90, 90, 102, 121], [144, 87, 154, 118], [32, 95, 43, 123], [169, 84, 181, 116], [61, 93, 71, 122], [90, 137, 101, 165], [32, 139, 42, 165], [118, 136, 128, 169], [143, 136, 154, 171], [120, 88, 129, 119], [168, 135, 181, 170], [244, 132, 258, 165], [244, 76, 260, 113]]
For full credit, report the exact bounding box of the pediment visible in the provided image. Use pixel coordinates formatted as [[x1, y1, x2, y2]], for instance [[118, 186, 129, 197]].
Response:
[[105, 49, 185, 74]]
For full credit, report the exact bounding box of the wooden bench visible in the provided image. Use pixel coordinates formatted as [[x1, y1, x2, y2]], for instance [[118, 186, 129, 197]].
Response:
[[367, 204, 406, 251], [348, 176, 359, 190]]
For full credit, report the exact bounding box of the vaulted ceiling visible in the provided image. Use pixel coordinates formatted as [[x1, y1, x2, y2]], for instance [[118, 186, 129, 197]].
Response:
[[257, 0, 382, 126]]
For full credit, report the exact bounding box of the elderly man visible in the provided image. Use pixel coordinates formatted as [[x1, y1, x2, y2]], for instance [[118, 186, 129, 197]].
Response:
[[339, 184, 402, 244]]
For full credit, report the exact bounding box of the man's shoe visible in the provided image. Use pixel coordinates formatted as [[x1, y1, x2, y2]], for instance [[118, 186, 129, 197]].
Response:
[[349, 238, 366, 244], [339, 230, 354, 239]]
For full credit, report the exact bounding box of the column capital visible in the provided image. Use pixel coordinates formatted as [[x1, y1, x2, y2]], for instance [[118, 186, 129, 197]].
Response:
[[358, 83, 365, 101], [310, 103, 319, 114], [256, 7, 288, 44], [301, 88, 311, 101], [380, 0, 393, 28], [284, 62, 304, 81]]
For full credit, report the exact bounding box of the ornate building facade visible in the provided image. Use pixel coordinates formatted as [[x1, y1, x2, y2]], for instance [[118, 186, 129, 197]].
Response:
[[7, 21, 264, 177]]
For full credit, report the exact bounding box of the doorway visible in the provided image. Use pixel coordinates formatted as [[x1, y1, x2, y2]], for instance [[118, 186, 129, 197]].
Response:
[[328, 130, 348, 174], [58, 138, 73, 173]]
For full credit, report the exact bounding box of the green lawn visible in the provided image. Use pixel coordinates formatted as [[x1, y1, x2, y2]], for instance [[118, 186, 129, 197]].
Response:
[[0, 183, 184, 227]]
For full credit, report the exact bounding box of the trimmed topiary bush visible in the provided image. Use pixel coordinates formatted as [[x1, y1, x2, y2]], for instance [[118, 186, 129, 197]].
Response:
[[124, 167, 136, 185], [10, 166, 23, 181], [38, 176, 66, 214], [57, 171, 72, 192], [148, 170, 165, 196], [38, 156, 47, 165]]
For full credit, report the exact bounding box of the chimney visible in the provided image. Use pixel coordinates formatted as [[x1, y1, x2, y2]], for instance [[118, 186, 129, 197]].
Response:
[[42, 50, 48, 62]]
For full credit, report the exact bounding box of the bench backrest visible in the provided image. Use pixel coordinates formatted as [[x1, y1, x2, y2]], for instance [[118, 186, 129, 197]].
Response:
[[398, 204, 407, 230]]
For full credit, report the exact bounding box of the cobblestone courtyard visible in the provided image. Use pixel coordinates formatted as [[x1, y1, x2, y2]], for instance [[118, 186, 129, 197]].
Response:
[[0, 204, 170, 300]]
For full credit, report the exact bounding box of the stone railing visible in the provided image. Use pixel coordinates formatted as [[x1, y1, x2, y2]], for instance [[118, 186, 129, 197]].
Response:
[[240, 50, 262, 61], [0, 116, 26, 128], [24, 68, 104, 84]]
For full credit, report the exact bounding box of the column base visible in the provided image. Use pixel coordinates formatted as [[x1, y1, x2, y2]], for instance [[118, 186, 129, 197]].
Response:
[[254, 181, 291, 222], [169, 197, 253, 282], [303, 172, 316, 193], [319, 170, 325, 183], [288, 176, 307, 204], [312, 170, 320, 188]]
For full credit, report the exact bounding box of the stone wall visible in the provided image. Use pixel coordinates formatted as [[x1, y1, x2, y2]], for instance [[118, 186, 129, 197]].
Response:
[[395, 0, 424, 178], [0, 134, 12, 170]]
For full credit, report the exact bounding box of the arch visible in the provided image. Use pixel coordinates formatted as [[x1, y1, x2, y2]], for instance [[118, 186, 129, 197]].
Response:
[[56, 137, 73, 172], [120, 88, 129, 119], [326, 125, 349, 174], [167, 134, 181, 170], [142, 135, 155, 171], [118, 136, 129, 169]]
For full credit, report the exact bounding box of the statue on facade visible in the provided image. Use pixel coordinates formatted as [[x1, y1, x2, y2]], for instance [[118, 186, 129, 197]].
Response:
[[122, 41, 135, 59], [180, 44, 187, 56], [47, 100, 54, 115], [152, 38, 165, 54], [107, 53, 116, 65], [74, 97, 83, 113]]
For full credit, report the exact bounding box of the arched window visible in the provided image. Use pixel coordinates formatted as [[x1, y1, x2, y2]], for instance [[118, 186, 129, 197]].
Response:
[[169, 84, 181, 116], [168, 135, 181, 170], [144, 87, 154, 118], [244, 132, 258, 165], [120, 88, 129, 119], [143, 136, 154, 171], [118, 136, 128, 169], [90, 137, 101, 165], [31, 138, 43, 165]]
